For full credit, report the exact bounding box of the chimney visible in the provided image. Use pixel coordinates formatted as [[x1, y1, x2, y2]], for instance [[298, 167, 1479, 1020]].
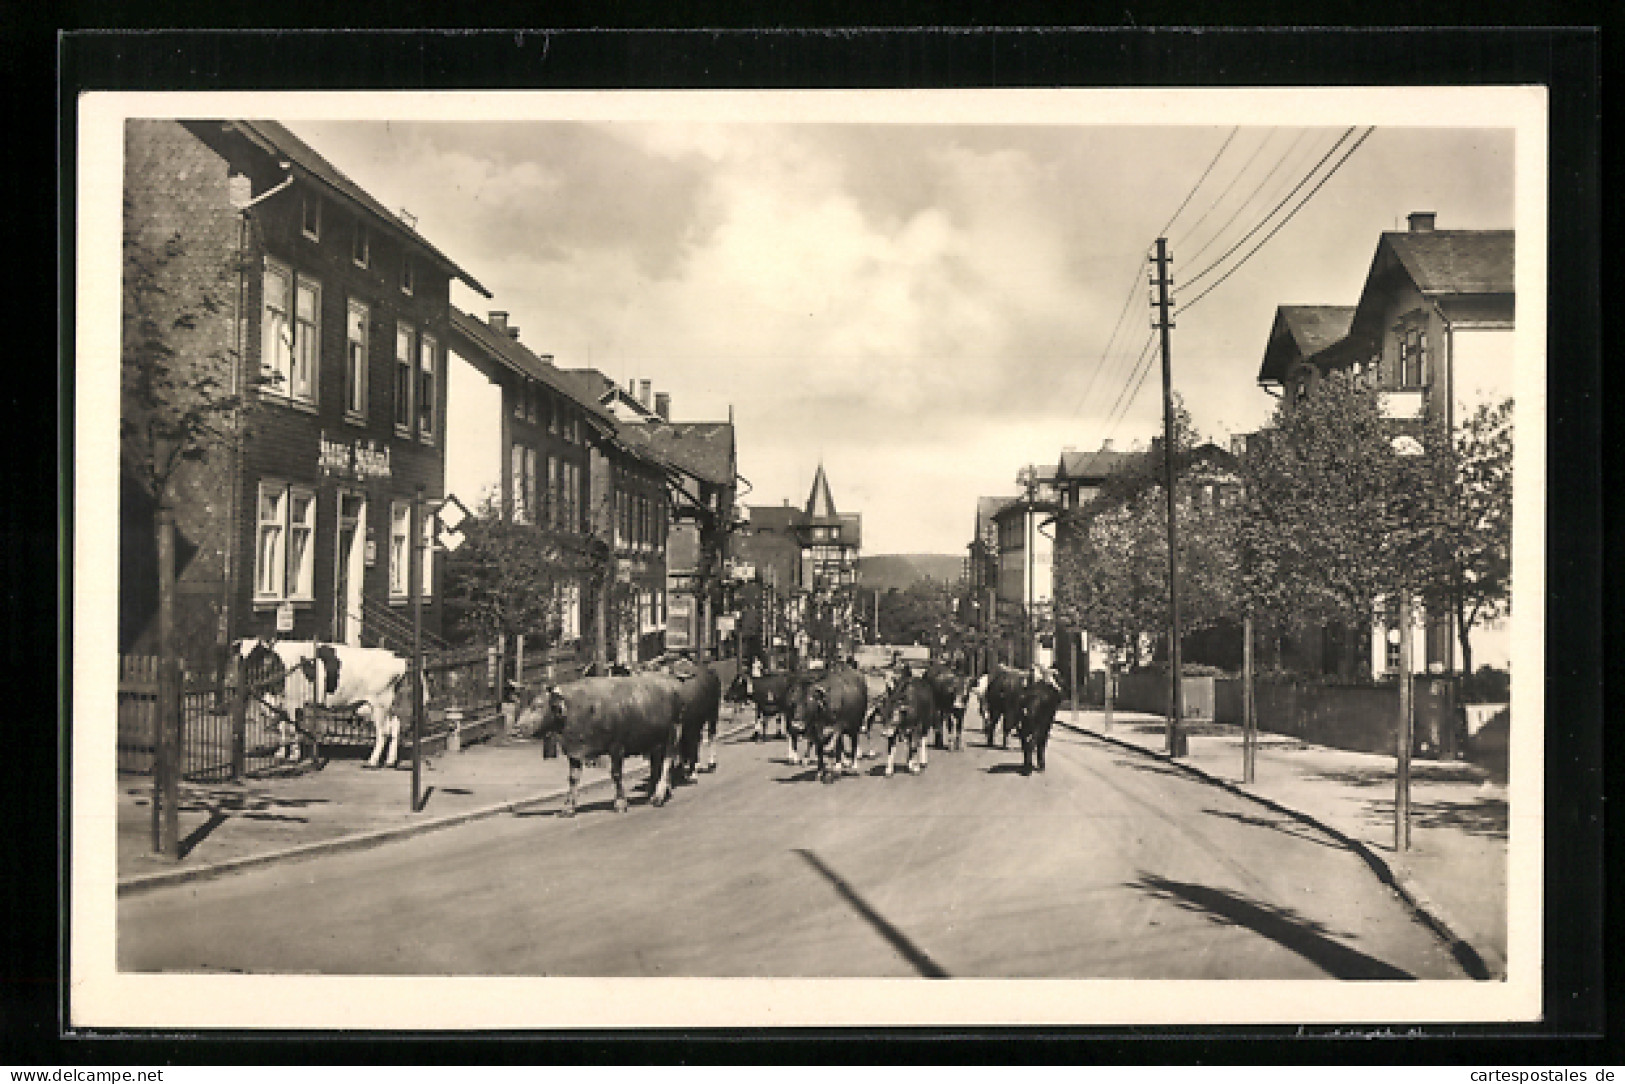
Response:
[[638, 379, 653, 408], [507, 325, 520, 340], [488, 311, 508, 334], [1100, 439, 1114, 452], [1407, 211, 1437, 232], [654, 392, 671, 420], [537, 353, 554, 367]]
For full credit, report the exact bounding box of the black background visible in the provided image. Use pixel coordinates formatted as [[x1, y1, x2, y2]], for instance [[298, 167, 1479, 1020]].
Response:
[[13, 16, 1610, 1066]]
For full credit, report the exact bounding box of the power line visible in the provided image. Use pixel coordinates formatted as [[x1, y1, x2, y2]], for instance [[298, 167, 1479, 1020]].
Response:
[[1070, 252, 1153, 417], [1169, 128, 1278, 253], [1179, 128, 1312, 270], [1157, 127, 1239, 240], [1098, 329, 1159, 441], [1176, 127, 1375, 318], [1181, 127, 1357, 292]]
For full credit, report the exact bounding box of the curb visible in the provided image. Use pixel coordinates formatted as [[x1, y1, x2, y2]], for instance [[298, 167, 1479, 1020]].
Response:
[[117, 714, 758, 898], [1057, 718, 1501, 981]]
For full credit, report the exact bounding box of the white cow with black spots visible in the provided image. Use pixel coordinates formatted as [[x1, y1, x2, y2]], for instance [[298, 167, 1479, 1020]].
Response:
[[236, 639, 418, 768]]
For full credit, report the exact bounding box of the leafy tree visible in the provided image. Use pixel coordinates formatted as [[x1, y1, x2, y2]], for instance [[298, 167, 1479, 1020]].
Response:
[[1235, 369, 1450, 679], [1425, 397, 1514, 674], [1053, 397, 1243, 673], [440, 498, 595, 648], [877, 579, 961, 648]]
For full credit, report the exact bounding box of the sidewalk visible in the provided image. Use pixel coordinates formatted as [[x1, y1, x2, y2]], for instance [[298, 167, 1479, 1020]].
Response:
[[1054, 707, 1508, 979], [117, 704, 758, 894]]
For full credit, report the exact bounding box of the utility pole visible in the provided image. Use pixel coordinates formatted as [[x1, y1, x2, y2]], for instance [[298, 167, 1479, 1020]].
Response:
[[1152, 237, 1187, 757], [410, 486, 424, 813], [1395, 592, 1414, 851]]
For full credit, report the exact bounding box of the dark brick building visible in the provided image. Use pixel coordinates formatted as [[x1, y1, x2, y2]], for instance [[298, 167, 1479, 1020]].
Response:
[[120, 119, 488, 670]]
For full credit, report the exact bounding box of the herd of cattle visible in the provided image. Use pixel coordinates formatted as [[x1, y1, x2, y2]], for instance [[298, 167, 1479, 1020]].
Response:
[[235, 637, 1065, 819], [516, 656, 1065, 817]]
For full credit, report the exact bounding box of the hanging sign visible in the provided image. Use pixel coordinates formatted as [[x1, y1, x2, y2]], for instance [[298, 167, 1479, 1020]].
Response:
[[320, 431, 393, 480], [276, 602, 295, 633]]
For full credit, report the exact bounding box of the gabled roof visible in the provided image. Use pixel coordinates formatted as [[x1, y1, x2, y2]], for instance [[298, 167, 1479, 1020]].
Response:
[[1057, 446, 1141, 482], [1345, 228, 1515, 352], [1382, 230, 1515, 295], [225, 120, 491, 298], [743, 505, 801, 532], [1256, 305, 1355, 385], [563, 369, 661, 420], [640, 421, 735, 488], [805, 463, 838, 518], [448, 308, 616, 432]]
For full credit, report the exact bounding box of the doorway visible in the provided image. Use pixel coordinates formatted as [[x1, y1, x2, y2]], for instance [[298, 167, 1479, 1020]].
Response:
[[335, 491, 366, 645]]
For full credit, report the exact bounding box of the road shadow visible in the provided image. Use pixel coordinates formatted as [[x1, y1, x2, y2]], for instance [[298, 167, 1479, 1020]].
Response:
[[1362, 796, 1508, 840], [983, 763, 1026, 775], [1308, 763, 1482, 789], [1110, 757, 1190, 780], [1129, 873, 1413, 980], [793, 848, 949, 979], [1200, 807, 1342, 850]]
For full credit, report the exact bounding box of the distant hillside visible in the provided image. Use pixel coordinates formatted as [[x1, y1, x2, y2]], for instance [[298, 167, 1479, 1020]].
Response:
[[859, 554, 964, 592]]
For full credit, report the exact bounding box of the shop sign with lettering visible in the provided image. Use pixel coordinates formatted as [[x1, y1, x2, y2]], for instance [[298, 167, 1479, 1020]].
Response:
[[320, 431, 393, 480]]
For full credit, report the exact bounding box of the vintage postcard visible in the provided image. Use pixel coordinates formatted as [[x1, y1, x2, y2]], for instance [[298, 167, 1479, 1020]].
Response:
[[73, 84, 1546, 1029]]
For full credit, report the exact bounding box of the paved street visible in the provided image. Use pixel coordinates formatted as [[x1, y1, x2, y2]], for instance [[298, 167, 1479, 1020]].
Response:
[[118, 724, 1465, 979]]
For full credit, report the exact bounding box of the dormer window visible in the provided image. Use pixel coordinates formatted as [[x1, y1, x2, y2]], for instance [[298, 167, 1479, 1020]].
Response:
[[352, 223, 369, 268], [401, 255, 416, 296], [301, 194, 321, 241]]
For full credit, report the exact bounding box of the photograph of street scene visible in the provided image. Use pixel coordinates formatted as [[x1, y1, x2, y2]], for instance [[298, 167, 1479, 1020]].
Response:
[[75, 87, 1543, 1027]]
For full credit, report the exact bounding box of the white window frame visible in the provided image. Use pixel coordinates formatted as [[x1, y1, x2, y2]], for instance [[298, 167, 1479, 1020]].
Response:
[[563, 582, 581, 642], [344, 299, 369, 421], [394, 323, 416, 436], [389, 501, 411, 600], [260, 259, 319, 407], [418, 333, 438, 444], [254, 483, 287, 601], [254, 481, 316, 603], [292, 277, 320, 404], [524, 447, 537, 527], [420, 509, 435, 600], [547, 454, 559, 529], [511, 445, 527, 524], [286, 488, 316, 601]]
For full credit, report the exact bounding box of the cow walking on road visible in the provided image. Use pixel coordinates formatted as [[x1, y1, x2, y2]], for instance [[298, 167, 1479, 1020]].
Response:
[[922, 662, 966, 751], [788, 666, 868, 783], [982, 665, 1029, 749], [1014, 669, 1063, 776], [879, 672, 935, 777], [728, 670, 801, 744], [666, 662, 722, 782], [516, 675, 682, 816]]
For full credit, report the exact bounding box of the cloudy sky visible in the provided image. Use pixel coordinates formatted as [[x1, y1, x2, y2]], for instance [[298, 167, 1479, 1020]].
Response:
[[294, 109, 1514, 554]]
